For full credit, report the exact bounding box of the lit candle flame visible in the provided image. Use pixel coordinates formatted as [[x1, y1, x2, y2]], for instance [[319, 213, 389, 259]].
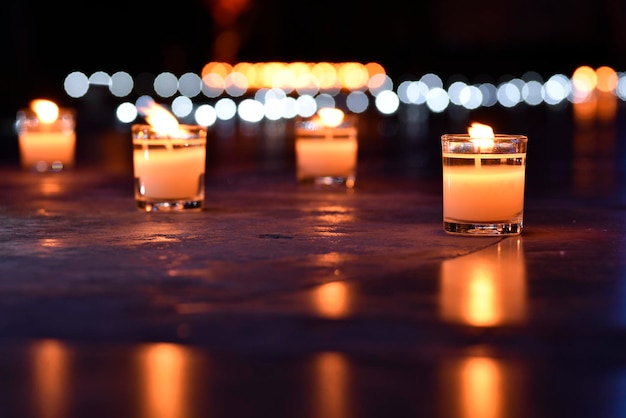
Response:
[[136, 96, 184, 137], [31, 99, 59, 124], [468, 122, 495, 149], [317, 107, 345, 128]]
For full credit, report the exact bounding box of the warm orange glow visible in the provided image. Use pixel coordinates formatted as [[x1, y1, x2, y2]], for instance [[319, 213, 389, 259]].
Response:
[[572, 65, 597, 101], [338, 62, 369, 90], [198, 61, 386, 92], [40, 176, 63, 195], [201, 61, 233, 79], [232, 61, 254, 77], [31, 99, 60, 124], [573, 95, 597, 124], [32, 339, 69, 418], [365, 62, 386, 78], [468, 122, 494, 138], [271, 67, 297, 91], [139, 343, 189, 418], [597, 90, 618, 122], [595, 66, 618, 93], [440, 238, 527, 326], [460, 357, 502, 418], [317, 107, 345, 127], [313, 352, 349, 418], [137, 99, 183, 137], [210, 0, 251, 28], [468, 122, 495, 149], [314, 281, 350, 318], [312, 62, 339, 90], [202, 72, 225, 90], [225, 71, 248, 91]]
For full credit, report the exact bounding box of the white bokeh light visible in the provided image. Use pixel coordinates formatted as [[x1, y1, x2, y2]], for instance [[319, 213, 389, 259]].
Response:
[[215, 97, 237, 120], [425, 87, 449, 113], [374, 90, 400, 115], [154, 72, 179, 98], [448, 81, 468, 106], [238, 98, 265, 123], [346, 91, 369, 113], [478, 83, 498, 107], [295, 95, 318, 117], [64, 71, 89, 98], [171, 96, 194, 118], [178, 72, 202, 98], [543, 74, 570, 105], [194, 104, 217, 126], [522, 80, 544, 105], [459, 85, 482, 110], [115, 102, 138, 123], [89, 71, 111, 86], [497, 82, 521, 108], [110, 71, 133, 97]]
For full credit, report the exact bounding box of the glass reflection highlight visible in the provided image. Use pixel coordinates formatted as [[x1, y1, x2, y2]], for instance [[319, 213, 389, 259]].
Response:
[[439, 238, 527, 326], [31, 339, 69, 418]]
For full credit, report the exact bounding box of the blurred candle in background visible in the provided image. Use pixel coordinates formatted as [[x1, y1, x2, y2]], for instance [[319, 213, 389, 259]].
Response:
[[295, 107, 358, 188], [16, 99, 76, 172], [132, 97, 207, 212]]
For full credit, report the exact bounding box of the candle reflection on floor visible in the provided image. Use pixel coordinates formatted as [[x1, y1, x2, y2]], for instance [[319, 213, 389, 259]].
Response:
[[313, 281, 351, 319], [311, 352, 350, 418], [138, 343, 201, 418], [438, 355, 527, 418], [439, 238, 527, 327], [31, 339, 69, 418]]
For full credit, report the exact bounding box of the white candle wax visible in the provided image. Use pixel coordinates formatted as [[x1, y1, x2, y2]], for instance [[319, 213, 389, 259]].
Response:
[[134, 140, 205, 199], [295, 127, 357, 179], [442, 153, 526, 222], [19, 131, 76, 169]]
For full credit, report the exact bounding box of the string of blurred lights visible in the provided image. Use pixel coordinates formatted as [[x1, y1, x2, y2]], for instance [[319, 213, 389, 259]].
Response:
[[62, 62, 626, 127]]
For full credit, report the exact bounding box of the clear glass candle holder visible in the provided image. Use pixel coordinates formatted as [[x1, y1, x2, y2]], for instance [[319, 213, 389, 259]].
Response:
[[294, 114, 358, 188], [16, 108, 76, 172], [132, 124, 207, 212], [441, 133, 528, 236]]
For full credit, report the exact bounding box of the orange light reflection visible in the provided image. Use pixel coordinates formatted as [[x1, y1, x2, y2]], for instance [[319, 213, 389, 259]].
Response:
[[439, 355, 527, 418], [314, 281, 350, 319], [312, 352, 350, 418], [439, 238, 527, 327], [139, 343, 190, 418], [32, 339, 69, 418]]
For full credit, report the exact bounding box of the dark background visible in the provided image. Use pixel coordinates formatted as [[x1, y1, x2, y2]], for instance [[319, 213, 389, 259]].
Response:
[[1, 0, 626, 164], [2, 0, 626, 102]]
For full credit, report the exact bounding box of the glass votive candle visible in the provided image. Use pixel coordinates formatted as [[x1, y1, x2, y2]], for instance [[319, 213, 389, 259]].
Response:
[[16, 100, 76, 172], [132, 124, 207, 212], [294, 108, 358, 188], [441, 123, 528, 236]]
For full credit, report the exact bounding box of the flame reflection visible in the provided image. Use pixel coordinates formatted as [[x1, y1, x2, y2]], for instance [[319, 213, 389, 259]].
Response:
[[460, 357, 501, 418], [313, 281, 351, 319], [312, 352, 351, 418], [439, 238, 527, 326], [439, 356, 526, 418], [39, 176, 63, 195], [32, 339, 69, 418], [139, 343, 191, 418]]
